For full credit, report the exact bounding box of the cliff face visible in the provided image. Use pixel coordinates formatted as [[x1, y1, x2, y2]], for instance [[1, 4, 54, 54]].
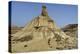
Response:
[[62, 24, 78, 37], [62, 24, 78, 49], [10, 6, 78, 52]]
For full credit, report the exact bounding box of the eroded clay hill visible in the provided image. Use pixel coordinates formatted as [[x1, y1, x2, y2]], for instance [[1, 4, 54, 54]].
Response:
[[10, 5, 77, 53]]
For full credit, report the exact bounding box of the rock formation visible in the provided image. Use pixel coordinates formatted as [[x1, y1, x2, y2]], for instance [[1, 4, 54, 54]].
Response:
[[62, 24, 78, 49], [10, 5, 77, 52]]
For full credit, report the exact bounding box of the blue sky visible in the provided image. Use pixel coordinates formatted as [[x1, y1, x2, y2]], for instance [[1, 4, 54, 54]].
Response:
[[10, 1, 78, 28]]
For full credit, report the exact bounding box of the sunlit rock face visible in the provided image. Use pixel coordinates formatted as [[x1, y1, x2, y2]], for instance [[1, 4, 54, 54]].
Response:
[[62, 24, 78, 49], [10, 5, 78, 53]]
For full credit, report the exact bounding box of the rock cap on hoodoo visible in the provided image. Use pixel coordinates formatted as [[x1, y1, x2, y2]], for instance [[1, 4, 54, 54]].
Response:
[[41, 5, 48, 16]]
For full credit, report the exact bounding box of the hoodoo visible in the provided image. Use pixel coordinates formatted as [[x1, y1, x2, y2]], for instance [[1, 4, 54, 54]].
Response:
[[11, 5, 72, 52]]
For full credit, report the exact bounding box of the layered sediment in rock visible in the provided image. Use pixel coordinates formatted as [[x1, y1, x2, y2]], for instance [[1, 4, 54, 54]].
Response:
[[10, 5, 77, 52]]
